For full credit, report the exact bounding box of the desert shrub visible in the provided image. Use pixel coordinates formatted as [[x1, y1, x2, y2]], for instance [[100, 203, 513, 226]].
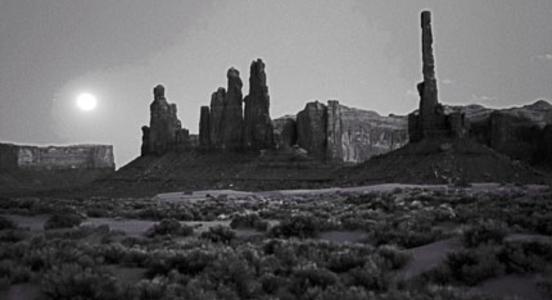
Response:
[[0, 216, 16, 230], [441, 246, 504, 286], [304, 286, 369, 300], [0, 229, 29, 242], [133, 277, 169, 300], [230, 213, 269, 231], [44, 213, 83, 230], [204, 251, 260, 298], [41, 263, 122, 300], [0, 259, 31, 284], [269, 214, 319, 238], [86, 207, 110, 218], [498, 240, 552, 273], [375, 245, 411, 270], [538, 274, 552, 297], [200, 226, 236, 243], [145, 218, 194, 237], [462, 220, 507, 248], [147, 249, 216, 277], [290, 266, 339, 295], [347, 258, 391, 291], [327, 251, 367, 273], [370, 220, 443, 248], [259, 273, 286, 294]]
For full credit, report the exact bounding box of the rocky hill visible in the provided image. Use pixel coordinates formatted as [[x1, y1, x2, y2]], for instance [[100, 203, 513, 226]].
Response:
[[337, 137, 545, 185]]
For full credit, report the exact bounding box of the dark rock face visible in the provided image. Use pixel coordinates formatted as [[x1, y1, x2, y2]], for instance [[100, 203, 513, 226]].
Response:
[[461, 100, 552, 165], [199, 61, 279, 152], [408, 11, 468, 142], [199, 106, 211, 149], [220, 68, 244, 150], [243, 59, 274, 150], [209, 88, 226, 149], [141, 84, 190, 155], [296, 101, 328, 159], [273, 116, 297, 150], [538, 125, 552, 166]]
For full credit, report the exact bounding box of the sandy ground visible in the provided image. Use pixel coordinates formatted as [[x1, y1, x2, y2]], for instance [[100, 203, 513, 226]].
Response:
[[474, 274, 550, 300], [397, 238, 462, 280]]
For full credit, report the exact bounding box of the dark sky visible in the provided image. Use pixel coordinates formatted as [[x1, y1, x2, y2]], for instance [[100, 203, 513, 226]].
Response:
[[1, 0, 552, 167]]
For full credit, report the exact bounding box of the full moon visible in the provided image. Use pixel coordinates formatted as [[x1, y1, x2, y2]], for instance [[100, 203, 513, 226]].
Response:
[[76, 93, 97, 111]]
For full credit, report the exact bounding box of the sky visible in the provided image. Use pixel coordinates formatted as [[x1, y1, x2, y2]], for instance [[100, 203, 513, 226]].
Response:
[[1, 0, 552, 167]]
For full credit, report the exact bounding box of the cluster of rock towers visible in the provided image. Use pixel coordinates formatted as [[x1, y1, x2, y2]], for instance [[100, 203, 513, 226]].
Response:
[[141, 85, 190, 156], [199, 59, 274, 151], [141, 59, 275, 156], [408, 11, 468, 142], [140, 11, 471, 160]]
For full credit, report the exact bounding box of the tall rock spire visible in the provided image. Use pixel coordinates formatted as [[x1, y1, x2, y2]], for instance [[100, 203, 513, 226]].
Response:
[[419, 10, 439, 135], [199, 106, 211, 149], [220, 68, 244, 150], [244, 59, 275, 150], [141, 84, 190, 155]]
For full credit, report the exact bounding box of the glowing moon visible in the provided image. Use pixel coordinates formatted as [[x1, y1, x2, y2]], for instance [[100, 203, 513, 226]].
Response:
[[76, 93, 97, 111]]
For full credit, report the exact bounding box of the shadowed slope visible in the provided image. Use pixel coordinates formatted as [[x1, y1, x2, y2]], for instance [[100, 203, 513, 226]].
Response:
[[337, 138, 546, 185]]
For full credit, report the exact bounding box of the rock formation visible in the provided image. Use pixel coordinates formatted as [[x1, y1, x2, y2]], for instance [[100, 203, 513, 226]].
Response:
[[209, 88, 226, 149], [0, 143, 115, 170], [273, 116, 297, 150], [339, 107, 408, 162], [408, 11, 468, 142], [243, 59, 275, 150], [199, 61, 276, 152], [141, 84, 190, 156], [203, 69, 245, 151], [221, 68, 244, 150], [278, 102, 408, 163], [199, 106, 211, 149], [326, 100, 343, 161], [296, 101, 328, 159]]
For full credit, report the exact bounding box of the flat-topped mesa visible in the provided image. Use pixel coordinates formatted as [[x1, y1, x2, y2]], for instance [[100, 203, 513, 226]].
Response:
[[141, 84, 190, 156], [408, 11, 468, 142], [244, 59, 275, 150]]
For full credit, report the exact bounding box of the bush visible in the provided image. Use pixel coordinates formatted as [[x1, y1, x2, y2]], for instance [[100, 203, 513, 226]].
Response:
[[200, 226, 236, 243], [290, 267, 338, 295], [133, 277, 169, 300], [347, 258, 391, 291], [0, 259, 31, 284], [41, 264, 122, 300], [44, 213, 83, 230], [375, 245, 411, 270], [462, 220, 507, 248], [230, 213, 269, 231], [270, 214, 319, 238], [443, 246, 505, 286], [499, 240, 552, 273], [0, 216, 16, 230], [145, 218, 194, 237]]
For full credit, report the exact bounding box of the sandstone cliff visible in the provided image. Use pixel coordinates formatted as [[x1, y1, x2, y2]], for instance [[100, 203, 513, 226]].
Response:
[[275, 102, 409, 163]]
